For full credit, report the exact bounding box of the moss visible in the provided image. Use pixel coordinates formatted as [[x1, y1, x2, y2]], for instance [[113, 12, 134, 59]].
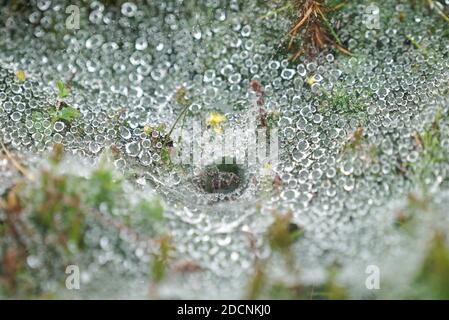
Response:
[[131, 199, 165, 234], [29, 170, 86, 250], [150, 234, 173, 285], [266, 211, 303, 271], [414, 232, 449, 299], [87, 167, 122, 209], [0, 144, 166, 297], [407, 109, 448, 183], [320, 265, 348, 300], [319, 84, 368, 115], [267, 211, 303, 252], [246, 261, 267, 300], [419, 110, 447, 164]]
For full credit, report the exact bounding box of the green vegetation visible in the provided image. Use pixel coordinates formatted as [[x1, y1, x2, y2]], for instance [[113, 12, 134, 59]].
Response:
[[341, 127, 365, 154], [338, 127, 379, 165], [405, 34, 430, 57], [413, 232, 449, 299], [150, 235, 173, 284], [405, 109, 449, 183], [0, 144, 166, 298], [56, 80, 70, 99], [149, 234, 174, 297], [245, 211, 350, 300], [174, 86, 192, 107], [246, 261, 267, 300], [267, 211, 303, 254], [86, 166, 121, 209], [266, 211, 303, 271], [390, 191, 449, 299], [419, 110, 447, 164], [265, 265, 348, 300], [319, 265, 349, 300], [246, 212, 302, 299], [165, 86, 193, 145], [266, 111, 281, 129], [410, 0, 449, 24], [39, 80, 82, 125], [49, 105, 82, 124], [144, 123, 166, 136], [319, 85, 368, 115], [285, 0, 351, 60], [100, 0, 126, 6], [1, 0, 449, 301], [393, 192, 430, 231], [150, 86, 196, 166]]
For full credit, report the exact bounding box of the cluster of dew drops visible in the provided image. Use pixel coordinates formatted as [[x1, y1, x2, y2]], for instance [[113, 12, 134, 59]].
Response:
[[0, 0, 449, 298]]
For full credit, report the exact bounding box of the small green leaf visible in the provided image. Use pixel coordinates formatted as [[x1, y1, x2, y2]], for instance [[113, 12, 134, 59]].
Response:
[[161, 147, 171, 164], [56, 80, 70, 98], [50, 106, 81, 123], [59, 106, 81, 122], [156, 123, 166, 132]]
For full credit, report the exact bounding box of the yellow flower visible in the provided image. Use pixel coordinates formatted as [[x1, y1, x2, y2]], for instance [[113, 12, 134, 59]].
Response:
[[143, 125, 153, 135], [262, 162, 273, 176], [16, 70, 26, 82], [306, 76, 316, 86], [207, 112, 226, 134], [207, 112, 226, 126]]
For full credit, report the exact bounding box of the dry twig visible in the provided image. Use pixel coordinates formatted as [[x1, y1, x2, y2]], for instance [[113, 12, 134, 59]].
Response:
[[288, 0, 351, 60]]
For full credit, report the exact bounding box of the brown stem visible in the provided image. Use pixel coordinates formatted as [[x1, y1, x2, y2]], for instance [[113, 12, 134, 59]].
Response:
[[0, 141, 35, 181]]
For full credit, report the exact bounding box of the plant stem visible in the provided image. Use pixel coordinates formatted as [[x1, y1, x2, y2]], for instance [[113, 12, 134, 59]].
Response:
[[319, 11, 342, 45], [164, 104, 190, 146], [428, 0, 449, 24], [1, 141, 35, 181], [259, 2, 293, 20], [330, 1, 347, 11], [405, 34, 429, 57]]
